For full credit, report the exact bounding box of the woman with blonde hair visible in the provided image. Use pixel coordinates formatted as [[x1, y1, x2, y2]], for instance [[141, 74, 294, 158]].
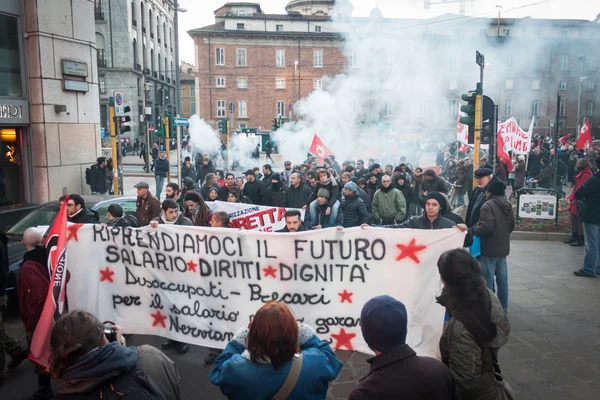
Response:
[[210, 301, 342, 399]]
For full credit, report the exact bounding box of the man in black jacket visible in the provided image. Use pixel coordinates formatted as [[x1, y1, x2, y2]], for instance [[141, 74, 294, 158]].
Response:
[[261, 164, 274, 186], [284, 172, 312, 208], [66, 194, 99, 224], [154, 151, 170, 200], [107, 204, 138, 227], [264, 173, 286, 207], [243, 169, 266, 205], [349, 296, 460, 400], [340, 182, 369, 228], [465, 168, 493, 228], [89, 157, 110, 195], [276, 210, 308, 232], [421, 169, 448, 195], [574, 156, 600, 277]]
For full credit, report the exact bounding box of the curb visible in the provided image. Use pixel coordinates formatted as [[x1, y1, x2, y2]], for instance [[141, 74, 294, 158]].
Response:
[[511, 231, 571, 241]]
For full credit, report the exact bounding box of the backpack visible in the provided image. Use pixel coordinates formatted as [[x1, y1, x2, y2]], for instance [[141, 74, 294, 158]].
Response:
[[53, 368, 165, 400], [85, 164, 94, 185]]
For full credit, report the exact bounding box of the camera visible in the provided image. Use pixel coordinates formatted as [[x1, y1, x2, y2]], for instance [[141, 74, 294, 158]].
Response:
[[103, 326, 118, 343]]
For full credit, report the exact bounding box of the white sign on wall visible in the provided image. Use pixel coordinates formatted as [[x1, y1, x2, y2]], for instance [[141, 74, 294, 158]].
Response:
[[518, 194, 557, 220]]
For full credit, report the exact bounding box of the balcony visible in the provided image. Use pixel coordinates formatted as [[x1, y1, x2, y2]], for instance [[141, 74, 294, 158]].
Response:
[[160, 74, 165, 81], [97, 49, 107, 67], [132, 19, 137, 27], [95, 9, 104, 20], [135, 63, 142, 71]]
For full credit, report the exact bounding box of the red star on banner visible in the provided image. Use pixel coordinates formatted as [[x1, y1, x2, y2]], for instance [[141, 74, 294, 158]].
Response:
[[151, 311, 167, 328], [187, 260, 198, 273], [331, 328, 356, 351], [263, 265, 277, 278], [67, 224, 83, 242], [99, 266, 115, 283], [396, 238, 427, 264], [338, 290, 353, 303]]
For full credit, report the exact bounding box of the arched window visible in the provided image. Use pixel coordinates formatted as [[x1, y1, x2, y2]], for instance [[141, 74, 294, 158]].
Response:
[[163, 22, 167, 47], [143, 44, 147, 69], [158, 53, 161, 74], [149, 8, 153, 35], [170, 61, 174, 80], [133, 39, 137, 67], [157, 15, 160, 40], [150, 49, 154, 72], [96, 33, 106, 66], [169, 27, 172, 48], [131, 1, 135, 25], [140, 1, 145, 28], [165, 58, 168, 78]]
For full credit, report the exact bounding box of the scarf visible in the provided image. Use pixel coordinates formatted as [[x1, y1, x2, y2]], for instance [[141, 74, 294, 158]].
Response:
[[319, 177, 331, 186], [379, 183, 394, 193]]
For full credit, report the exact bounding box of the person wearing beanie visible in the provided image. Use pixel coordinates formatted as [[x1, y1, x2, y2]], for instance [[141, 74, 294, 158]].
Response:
[[349, 296, 460, 400], [340, 182, 369, 228], [264, 173, 286, 207], [181, 155, 196, 183], [305, 188, 343, 229], [371, 174, 406, 226], [304, 169, 341, 225], [470, 178, 515, 311], [195, 156, 215, 184]]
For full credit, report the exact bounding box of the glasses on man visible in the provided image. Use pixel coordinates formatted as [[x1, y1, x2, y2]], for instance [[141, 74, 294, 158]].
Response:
[[66, 202, 76, 207]]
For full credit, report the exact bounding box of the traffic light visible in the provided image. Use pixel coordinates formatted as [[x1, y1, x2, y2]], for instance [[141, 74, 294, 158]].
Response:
[[119, 106, 131, 134], [218, 119, 228, 134], [156, 113, 164, 136], [168, 114, 175, 137], [272, 118, 279, 131], [481, 96, 496, 145], [460, 83, 482, 144]]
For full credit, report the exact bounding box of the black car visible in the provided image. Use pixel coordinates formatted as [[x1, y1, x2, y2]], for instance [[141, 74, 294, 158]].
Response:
[[3, 195, 137, 312]]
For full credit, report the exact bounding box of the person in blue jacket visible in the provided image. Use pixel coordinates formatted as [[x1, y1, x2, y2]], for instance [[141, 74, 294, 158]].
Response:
[[304, 188, 344, 229], [210, 301, 343, 400]]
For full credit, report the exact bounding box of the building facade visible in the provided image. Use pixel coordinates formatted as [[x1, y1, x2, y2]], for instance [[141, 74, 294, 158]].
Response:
[[1, 0, 101, 207], [189, 1, 600, 139], [94, 0, 176, 143], [179, 61, 195, 119]]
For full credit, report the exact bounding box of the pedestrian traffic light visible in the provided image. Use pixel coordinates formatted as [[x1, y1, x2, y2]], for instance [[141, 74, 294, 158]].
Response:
[[272, 118, 279, 131], [168, 114, 175, 137], [218, 119, 228, 134], [119, 106, 131, 134]]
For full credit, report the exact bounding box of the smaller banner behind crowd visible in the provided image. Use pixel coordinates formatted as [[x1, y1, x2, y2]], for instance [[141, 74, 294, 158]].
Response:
[[66, 224, 465, 357], [206, 201, 304, 232], [457, 115, 535, 155]]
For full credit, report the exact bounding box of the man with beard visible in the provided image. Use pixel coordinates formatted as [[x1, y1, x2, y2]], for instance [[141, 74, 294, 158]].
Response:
[[261, 164, 274, 186], [372, 175, 406, 225], [284, 172, 312, 208], [243, 169, 266, 205], [465, 168, 493, 228], [276, 210, 308, 232], [166, 182, 184, 211], [218, 173, 237, 201], [281, 161, 293, 186], [66, 194, 99, 224], [264, 173, 286, 207]]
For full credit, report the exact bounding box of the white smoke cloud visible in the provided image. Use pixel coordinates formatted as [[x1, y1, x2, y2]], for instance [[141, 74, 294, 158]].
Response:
[[188, 114, 222, 154]]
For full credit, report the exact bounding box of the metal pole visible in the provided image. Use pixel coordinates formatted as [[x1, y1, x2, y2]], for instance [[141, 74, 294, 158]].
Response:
[[577, 78, 583, 136], [174, 0, 182, 115], [109, 103, 119, 194], [491, 104, 498, 171], [553, 93, 561, 191], [176, 124, 182, 185]]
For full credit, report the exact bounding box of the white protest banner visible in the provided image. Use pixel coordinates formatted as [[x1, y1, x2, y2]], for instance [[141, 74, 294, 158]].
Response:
[[206, 201, 304, 232], [497, 117, 534, 155], [65, 224, 465, 357]]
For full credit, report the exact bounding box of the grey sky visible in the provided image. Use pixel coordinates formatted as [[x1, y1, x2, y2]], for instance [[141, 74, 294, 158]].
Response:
[[176, 0, 600, 64]]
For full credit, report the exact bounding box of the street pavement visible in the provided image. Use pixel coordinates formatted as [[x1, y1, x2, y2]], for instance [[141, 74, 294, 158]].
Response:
[[1, 240, 599, 399]]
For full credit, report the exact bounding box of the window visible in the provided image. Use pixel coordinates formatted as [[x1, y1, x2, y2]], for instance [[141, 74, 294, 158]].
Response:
[[190, 101, 196, 115], [99, 77, 106, 94], [532, 80, 540, 90], [560, 55, 569, 70], [314, 79, 322, 89], [237, 48, 247, 66], [504, 99, 512, 116], [561, 31, 568, 38], [449, 80, 458, 90], [349, 52, 357, 68], [502, 28, 510, 36], [506, 80, 513, 90], [448, 99, 457, 117], [237, 23, 245, 30], [276, 78, 285, 89], [217, 100, 226, 117], [276, 24, 283, 32], [559, 80, 567, 90], [131, 1, 136, 25], [0, 15, 24, 97], [238, 100, 247, 118], [586, 100, 594, 116], [588, 81, 595, 91], [216, 48, 224, 65], [277, 100, 285, 117], [216, 77, 225, 87], [315, 25, 321, 33], [589, 57, 597, 71], [276, 49, 285, 67], [314, 50, 322, 67], [531, 100, 539, 116], [559, 98, 566, 116], [237, 78, 247, 89]]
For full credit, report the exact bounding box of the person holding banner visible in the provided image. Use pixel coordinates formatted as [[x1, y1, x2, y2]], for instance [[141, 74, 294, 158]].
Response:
[[305, 169, 341, 225], [210, 301, 343, 400]]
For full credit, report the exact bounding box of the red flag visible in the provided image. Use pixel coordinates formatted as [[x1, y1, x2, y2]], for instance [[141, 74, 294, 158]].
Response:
[[497, 131, 513, 172], [558, 134, 570, 146], [576, 120, 592, 150], [308, 134, 333, 163], [30, 197, 70, 370]]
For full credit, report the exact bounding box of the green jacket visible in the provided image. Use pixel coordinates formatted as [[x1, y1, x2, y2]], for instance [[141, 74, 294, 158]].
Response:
[[439, 289, 510, 400], [371, 188, 406, 223]]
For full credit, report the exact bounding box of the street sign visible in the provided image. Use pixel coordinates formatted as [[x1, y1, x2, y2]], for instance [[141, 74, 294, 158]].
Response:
[[115, 92, 124, 116], [241, 128, 257, 134], [174, 117, 189, 127], [100, 127, 106, 138]]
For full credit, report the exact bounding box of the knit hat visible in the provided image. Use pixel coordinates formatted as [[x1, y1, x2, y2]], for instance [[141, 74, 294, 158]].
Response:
[[425, 191, 446, 209], [271, 173, 281, 182], [243, 169, 254, 176], [360, 295, 408, 352], [486, 178, 505, 196], [344, 182, 358, 194], [203, 157, 209, 162], [317, 188, 330, 198], [183, 177, 195, 187]]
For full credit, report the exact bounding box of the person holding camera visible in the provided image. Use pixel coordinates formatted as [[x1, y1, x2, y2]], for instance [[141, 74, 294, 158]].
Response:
[[50, 310, 181, 400]]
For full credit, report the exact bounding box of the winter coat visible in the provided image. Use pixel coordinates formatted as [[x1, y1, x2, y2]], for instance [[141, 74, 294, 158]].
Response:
[[136, 193, 161, 227], [154, 157, 170, 178], [243, 179, 266, 205], [527, 152, 541, 175], [422, 176, 448, 194], [371, 188, 406, 224], [107, 214, 139, 228], [472, 195, 515, 258], [568, 167, 593, 215], [181, 163, 196, 182], [465, 186, 486, 228], [306, 180, 340, 209], [152, 212, 193, 226], [494, 164, 507, 182], [196, 164, 215, 183], [264, 186, 286, 207], [68, 208, 99, 224], [574, 172, 600, 225], [537, 165, 552, 188], [17, 246, 48, 332], [439, 290, 510, 400], [305, 203, 344, 229], [200, 184, 216, 201], [385, 214, 456, 230], [210, 324, 342, 400], [514, 161, 526, 189], [284, 184, 312, 209], [261, 172, 274, 186], [89, 164, 110, 194], [53, 342, 180, 400], [454, 166, 468, 196], [218, 185, 236, 201], [349, 345, 460, 400], [340, 195, 369, 228]]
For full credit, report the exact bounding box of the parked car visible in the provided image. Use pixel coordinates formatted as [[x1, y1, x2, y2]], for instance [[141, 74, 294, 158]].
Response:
[[3, 195, 137, 312]]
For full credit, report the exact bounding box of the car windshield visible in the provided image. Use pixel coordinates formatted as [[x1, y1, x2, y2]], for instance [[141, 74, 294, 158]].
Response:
[[7, 204, 59, 237]]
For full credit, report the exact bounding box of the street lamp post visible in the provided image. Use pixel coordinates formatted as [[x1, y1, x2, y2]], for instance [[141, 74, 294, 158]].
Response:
[[174, 1, 187, 184], [577, 76, 587, 137]]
